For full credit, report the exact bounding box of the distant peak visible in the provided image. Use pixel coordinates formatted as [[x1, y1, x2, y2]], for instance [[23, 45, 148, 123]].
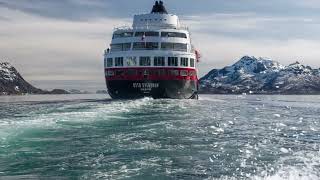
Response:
[[237, 56, 277, 64], [289, 61, 301, 66], [287, 61, 308, 71], [235, 56, 258, 65], [240, 56, 256, 60], [0, 62, 12, 68]]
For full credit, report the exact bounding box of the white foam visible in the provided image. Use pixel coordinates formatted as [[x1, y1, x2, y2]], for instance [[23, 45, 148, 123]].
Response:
[[0, 97, 159, 143], [273, 114, 281, 118], [252, 151, 320, 180], [280, 147, 289, 154]]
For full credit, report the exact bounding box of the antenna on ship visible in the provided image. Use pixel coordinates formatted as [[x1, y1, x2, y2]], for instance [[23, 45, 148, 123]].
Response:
[[151, 1, 168, 14]]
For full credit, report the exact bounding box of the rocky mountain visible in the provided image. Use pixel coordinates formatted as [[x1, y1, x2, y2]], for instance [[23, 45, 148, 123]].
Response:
[[0, 62, 44, 95], [200, 56, 320, 94], [0, 62, 71, 95]]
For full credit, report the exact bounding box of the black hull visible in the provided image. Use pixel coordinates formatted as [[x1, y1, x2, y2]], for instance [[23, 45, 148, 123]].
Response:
[[106, 80, 198, 99]]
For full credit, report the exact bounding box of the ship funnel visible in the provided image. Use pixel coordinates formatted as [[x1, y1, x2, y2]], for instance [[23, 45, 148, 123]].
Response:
[[151, 1, 168, 14]]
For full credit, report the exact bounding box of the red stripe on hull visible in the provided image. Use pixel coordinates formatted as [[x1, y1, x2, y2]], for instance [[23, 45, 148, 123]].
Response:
[[105, 67, 198, 81]]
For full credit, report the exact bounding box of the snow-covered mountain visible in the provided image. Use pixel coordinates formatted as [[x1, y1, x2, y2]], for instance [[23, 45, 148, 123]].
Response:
[[200, 56, 320, 94], [0, 62, 43, 95]]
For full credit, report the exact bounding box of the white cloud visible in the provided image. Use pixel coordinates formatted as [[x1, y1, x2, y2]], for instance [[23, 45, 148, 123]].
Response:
[[183, 13, 261, 31], [1, 7, 319, 90], [193, 34, 320, 76], [181, 13, 320, 76], [0, 7, 130, 82], [183, 13, 320, 36], [295, 0, 320, 9]]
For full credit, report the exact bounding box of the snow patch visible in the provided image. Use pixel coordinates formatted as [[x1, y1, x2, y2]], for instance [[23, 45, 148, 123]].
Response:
[[200, 56, 320, 94], [0, 62, 18, 82]]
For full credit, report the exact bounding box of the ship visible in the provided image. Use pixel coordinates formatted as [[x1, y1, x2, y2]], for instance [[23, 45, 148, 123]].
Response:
[[104, 1, 200, 99]]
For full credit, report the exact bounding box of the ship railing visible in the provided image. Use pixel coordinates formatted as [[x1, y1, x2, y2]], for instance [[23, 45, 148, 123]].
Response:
[[113, 26, 132, 31], [114, 25, 189, 31]]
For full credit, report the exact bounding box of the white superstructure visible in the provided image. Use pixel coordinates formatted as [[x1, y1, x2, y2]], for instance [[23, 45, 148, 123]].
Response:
[[104, 1, 198, 70]]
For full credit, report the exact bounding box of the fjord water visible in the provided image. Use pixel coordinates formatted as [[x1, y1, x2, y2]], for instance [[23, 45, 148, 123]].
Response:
[[0, 95, 319, 179]]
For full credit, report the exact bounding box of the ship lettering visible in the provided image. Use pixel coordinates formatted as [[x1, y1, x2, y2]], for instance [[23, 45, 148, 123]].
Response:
[[133, 83, 159, 89]]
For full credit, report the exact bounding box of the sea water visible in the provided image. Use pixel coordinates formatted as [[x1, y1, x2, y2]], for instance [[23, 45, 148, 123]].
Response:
[[0, 94, 319, 179]]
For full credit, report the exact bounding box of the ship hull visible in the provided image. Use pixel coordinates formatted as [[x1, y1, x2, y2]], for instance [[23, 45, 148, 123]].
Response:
[[106, 80, 198, 99]]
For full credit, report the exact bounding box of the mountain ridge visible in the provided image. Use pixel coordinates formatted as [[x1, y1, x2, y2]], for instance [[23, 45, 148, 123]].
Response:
[[0, 62, 44, 95], [0, 62, 70, 95], [3, 58, 320, 95], [199, 56, 320, 94]]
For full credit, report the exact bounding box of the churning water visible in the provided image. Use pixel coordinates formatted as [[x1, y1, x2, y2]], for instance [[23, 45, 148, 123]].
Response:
[[0, 94, 319, 179]]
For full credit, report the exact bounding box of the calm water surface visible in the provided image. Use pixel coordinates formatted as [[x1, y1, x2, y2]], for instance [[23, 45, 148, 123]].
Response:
[[0, 94, 319, 179]]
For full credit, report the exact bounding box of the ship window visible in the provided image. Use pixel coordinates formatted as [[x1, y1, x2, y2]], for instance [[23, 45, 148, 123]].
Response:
[[145, 31, 159, 36], [133, 42, 158, 50], [107, 58, 113, 67], [180, 70, 188, 76], [112, 32, 133, 39], [154, 69, 166, 76], [189, 70, 197, 76], [161, 43, 187, 52], [190, 58, 195, 67], [180, 58, 189, 67], [115, 70, 125, 76], [135, 32, 144, 37], [123, 43, 131, 51], [159, 69, 166, 76], [168, 57, 178, 66], [173, 43, 187, 52], [123, 32, 133, 37], [139, 57, 151, 66], [111, 43, 131, 52], [161, 32, 187, 38], [107, 70, 114, 77], [115, 57, 123, 66], [125, 56, 137, 66], [110, 44, 122, 52], [127, 69, 137, 76], [133, 42, 145, 50], [135, 31, 159, 37], [153, 70, 159, 76], [169, 70, 179, 76], [143, 69, 150, 75], [145, 42, 158, 50], [161, 42, 174, 50], [154, 57, 165, 66]]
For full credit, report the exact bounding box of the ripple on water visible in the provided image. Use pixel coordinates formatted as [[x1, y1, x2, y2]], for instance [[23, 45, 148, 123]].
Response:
[[0, 95, 319, 179]]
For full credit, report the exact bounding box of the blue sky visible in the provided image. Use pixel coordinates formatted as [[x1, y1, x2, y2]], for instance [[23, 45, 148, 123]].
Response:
[[0, 0, 320, 91]]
